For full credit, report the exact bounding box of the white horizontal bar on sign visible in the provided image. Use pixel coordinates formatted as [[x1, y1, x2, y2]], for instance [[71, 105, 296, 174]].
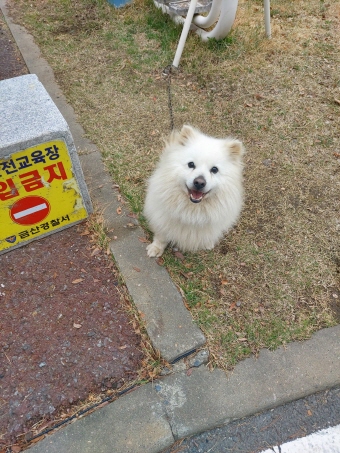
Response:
[[13, 203, 48, 219]]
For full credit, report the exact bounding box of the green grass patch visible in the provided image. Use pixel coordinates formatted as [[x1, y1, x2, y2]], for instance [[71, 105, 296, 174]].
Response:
[[10, 0, 340, 370]]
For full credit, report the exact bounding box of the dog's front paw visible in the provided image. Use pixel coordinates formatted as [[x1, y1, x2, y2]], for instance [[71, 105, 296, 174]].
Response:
[[146, 242, 165, 258]]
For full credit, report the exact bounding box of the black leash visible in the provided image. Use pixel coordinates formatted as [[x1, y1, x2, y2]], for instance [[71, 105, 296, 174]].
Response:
[[162, 64, 179, 131]]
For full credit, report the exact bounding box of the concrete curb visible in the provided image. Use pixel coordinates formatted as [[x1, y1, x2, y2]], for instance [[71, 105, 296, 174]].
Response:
[[80, 149, 206, 362], [2, 3, 340, 453]]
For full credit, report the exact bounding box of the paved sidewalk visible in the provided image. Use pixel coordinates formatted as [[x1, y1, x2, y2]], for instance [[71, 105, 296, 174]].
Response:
[[1, 2, 340, 452]]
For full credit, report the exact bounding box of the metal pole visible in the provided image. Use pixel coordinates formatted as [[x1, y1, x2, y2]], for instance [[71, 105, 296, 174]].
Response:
[[264, 0, 271, 38], [172, 0, 198, 68]]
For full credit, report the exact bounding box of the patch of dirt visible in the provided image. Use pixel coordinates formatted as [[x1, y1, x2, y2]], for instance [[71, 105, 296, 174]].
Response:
[[0, 12, 28, 80], [0, 15, 143, 449], [0, 224, 143, 448]]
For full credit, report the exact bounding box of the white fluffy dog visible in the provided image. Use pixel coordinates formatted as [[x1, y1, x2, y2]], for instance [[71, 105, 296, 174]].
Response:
[[144, 125, 244, 257]]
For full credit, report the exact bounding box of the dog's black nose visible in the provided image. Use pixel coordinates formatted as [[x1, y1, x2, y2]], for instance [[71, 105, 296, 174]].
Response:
[[193, 176, 206, 191]]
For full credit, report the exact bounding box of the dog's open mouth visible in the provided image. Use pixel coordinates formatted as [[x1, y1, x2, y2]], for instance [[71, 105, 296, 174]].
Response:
[[188, 189, 207, 203]]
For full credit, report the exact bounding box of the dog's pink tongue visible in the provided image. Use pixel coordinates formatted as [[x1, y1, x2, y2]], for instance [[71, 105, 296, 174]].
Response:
[[191, 190, 202, 200]]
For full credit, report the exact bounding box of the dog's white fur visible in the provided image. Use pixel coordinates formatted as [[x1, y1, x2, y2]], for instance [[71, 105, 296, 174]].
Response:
[[144, 125, 244, 257]]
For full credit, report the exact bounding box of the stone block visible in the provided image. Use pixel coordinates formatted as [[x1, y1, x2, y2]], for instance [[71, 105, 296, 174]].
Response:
[[0, 74, 92, 253]]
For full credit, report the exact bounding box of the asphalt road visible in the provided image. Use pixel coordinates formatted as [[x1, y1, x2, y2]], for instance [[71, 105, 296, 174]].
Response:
[[164, 386, 340, 453]]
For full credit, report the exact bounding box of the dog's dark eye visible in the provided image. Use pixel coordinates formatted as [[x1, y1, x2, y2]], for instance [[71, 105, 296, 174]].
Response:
[[188, 162, 195, 169], [211, 166, 219, 174]]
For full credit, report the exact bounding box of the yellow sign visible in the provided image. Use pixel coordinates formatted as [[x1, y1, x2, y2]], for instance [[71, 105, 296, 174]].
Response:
[[0, 140, 88, 252]]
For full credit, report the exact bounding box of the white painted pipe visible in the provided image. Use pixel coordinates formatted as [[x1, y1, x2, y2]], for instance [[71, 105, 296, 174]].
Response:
[[195, 0, 238, 42], [193, 0, 222, 28], [154, 0, 270, 69], [264, 0, 271, 37], [172, 0, 198, 68]]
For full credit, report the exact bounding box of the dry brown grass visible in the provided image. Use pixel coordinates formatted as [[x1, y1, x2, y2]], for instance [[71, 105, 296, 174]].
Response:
[[9, 0, 340, 368]]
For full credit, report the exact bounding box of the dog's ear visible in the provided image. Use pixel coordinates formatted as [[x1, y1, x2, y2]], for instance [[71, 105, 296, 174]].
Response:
[[169, 124, 197, 146], [226, 139, 245, 160], [166, 125, 198, 148], [177, 125, 197, 146]]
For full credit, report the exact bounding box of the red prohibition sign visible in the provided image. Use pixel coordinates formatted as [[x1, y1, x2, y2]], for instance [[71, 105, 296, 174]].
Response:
[[10, 196, 51, 226]]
